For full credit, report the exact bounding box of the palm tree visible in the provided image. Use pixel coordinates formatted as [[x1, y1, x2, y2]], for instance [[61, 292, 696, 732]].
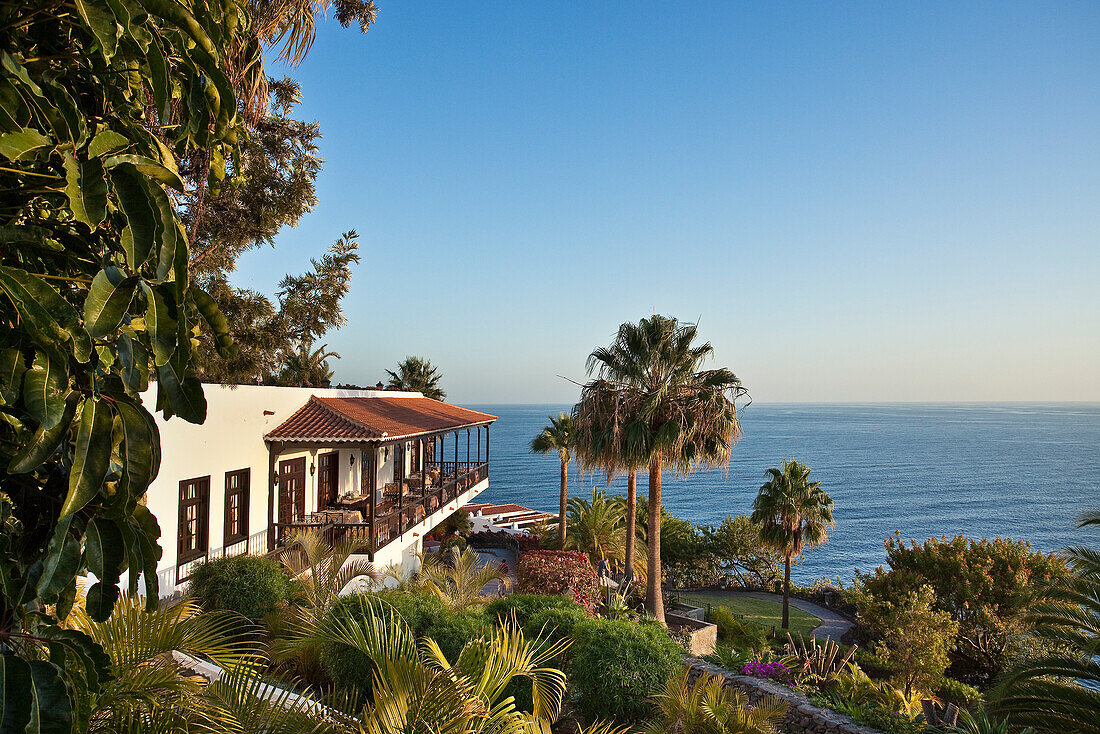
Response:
[[277, 342, 339, 386], [419, 546, 509, 609], [566, 488, 628, 568], [531, 412, 576, 549], [992, 508, 1100, 733], [303, 595, 570, 732], [67, 593, 327, 733], [750, 460, 834, 630], [645, 667, 786, 734], [385, 356, 446, 400], [574, 315, 747, 623]]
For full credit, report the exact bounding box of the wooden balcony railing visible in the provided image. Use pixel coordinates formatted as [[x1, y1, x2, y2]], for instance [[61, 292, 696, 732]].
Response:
[[276, 461, 488, 555]]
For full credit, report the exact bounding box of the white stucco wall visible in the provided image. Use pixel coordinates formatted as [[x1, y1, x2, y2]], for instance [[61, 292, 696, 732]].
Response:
[[138, 384, 434, 595]]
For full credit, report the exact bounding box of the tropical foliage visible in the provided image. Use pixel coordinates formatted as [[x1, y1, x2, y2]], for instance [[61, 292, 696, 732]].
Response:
[[385, 356, 446, 400], [856, 532, 1066, 683], [751, 460, 835, 629], [277, 341, 340, 387], [645, 668, 786, 734], [418, 545, 509, 610], [851, 584, 958, 698], [188, 553, 291, 623], [566, 488, 628, 568], [992, 507, 1100, 733], [574, 315, 747, 622], [530, 412, 575, 548], [0, 0, 257, 721]]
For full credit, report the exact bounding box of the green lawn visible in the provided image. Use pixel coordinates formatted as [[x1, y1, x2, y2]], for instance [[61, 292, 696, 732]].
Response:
[[674, 591, 821, 638]]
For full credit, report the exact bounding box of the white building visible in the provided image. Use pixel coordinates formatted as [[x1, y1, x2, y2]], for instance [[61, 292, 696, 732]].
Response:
[[142, 385, 497, 598]]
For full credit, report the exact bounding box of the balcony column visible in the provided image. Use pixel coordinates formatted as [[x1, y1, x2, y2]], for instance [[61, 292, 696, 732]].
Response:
[[266, 442, 279, 553], [364, 445, 376, 561]]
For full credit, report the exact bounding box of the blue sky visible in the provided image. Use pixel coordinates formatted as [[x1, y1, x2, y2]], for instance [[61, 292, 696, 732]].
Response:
[[233, 1, 1100, 404]]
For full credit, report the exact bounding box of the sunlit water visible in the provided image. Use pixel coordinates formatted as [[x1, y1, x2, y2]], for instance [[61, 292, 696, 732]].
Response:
[[471, 403, 1100, 584]]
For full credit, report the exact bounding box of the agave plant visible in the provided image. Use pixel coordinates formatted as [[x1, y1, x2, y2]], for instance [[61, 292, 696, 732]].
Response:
[[418, 546, 509, 610], [783, 633, 857, 686], [645, 667, 787, 734]]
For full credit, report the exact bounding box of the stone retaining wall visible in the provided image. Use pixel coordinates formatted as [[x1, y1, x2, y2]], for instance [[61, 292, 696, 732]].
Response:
[[667, 613, 717, 656], [684, 657, 884, 734]]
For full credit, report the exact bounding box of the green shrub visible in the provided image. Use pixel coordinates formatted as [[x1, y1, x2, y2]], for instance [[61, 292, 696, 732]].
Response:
[[937, 676, 982, 707], [484, 593, 579, 629], [570, 618, 682, 723], [188, 555, 289, 623], [524, 605, 590, 645], [423, 609, 493, 661], [320, 591, 449, 694], [707, 605, 770, 655]]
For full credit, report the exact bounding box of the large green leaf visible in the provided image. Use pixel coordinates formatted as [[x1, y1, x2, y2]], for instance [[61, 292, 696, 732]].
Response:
[[8, 392, 79, 473], [156, 353, 206, 424], [84, 517, 125, 622], [0, 127, 52, 160], [59, 397, 113, 518], [0, 347, 25, 405], [22, 349, 68, 430], [103, 153, 185, 190], [83, 266, 137, 338], [0, 654, 34, 732], [74, 0, 119, 60], [114, 398, 159, 497], [145, 178, 179, 282], [127, 504, 162, 604], [0, 224, 63, 252], [27, 661, 74, 734], [87, 128, 129, 158], [37, 626, 112, 692], [144, 32, 171, 118], [189, 286, 236, 359], [108, 163, 156, 270], [63, 153, 107, 228], [0, 76, 30, 132], [116, 332, 149, 394], [36, 516, 81, 600], [140, 281, 176, 365], [0, 266, 92, 362]]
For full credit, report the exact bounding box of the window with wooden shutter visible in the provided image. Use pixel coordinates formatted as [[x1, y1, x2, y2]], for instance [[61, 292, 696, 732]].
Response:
[[224, 468, 250, 545], [178, 476, 210, 565]]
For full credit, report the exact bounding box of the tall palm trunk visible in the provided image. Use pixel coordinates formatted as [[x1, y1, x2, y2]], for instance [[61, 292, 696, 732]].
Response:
[[558, 456, 568, 549], [624, 469, 636, 581], [646, 456, 664, 624], [782, 553, 791, 630]]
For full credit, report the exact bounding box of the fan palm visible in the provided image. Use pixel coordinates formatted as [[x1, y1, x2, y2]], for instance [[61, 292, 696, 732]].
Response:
[[303, 595, 570, 733], [574, 315, 747, 622], [566, 489, 628, 568], [750, 460, 834, 629], [278, 342, 339, 387], [385, 356, 447, 400], [274, 528, 378, 680], [645, 667, 786, 734], [991, 507, 1100, 734], [531, 413, 576, 549], [418, 546, 509, 609], [67, 593, 329, 733]]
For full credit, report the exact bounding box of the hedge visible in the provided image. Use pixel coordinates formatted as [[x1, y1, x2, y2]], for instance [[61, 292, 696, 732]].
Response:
[[569, 617, 682, 722], [188, 555, 290, 623], [516, 550, 600, 608], [484, 593, 581, 629]]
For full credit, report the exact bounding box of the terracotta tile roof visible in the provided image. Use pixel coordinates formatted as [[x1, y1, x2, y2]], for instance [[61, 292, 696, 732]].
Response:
[[266, 396, 497, 444]]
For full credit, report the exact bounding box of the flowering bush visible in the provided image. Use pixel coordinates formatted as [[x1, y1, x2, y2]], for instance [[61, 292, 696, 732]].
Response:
[[741, 661, 794, 685], [517, 550, 601, 604]]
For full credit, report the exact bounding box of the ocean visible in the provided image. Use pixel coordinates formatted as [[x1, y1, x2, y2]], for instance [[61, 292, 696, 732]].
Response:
[[470, 403, 1100, 584]]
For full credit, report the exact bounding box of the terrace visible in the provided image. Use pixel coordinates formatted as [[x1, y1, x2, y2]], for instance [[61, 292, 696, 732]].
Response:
[[263, 395, 496, 559]]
